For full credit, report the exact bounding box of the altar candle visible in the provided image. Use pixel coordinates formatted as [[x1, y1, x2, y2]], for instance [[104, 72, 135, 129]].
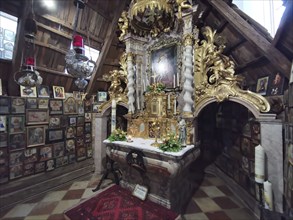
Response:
[[167, 94, 171, 109], [177, 72, 180, 86], [137, 96, 140, 110], [264, 181, 273, 210], [173, 75, 176, 88], [255, 144, 265, 183], [174, 97, 176, 114], [112, 99, 117, 109], [111, 99, 116, 132]]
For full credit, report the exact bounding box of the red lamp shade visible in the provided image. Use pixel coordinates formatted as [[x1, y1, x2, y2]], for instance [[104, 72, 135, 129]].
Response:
[[73, 35, 84, 48], [26, 57, 35, 66]]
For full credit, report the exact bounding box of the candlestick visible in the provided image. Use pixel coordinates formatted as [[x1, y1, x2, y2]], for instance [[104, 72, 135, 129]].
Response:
[[137, 96, 140, 110], [167, 94, 171, 109], [177, 71, 180, 87], [173, 75, 176, 88], [263, 181, 273, 210], [111, 99, 116, 132], [174, 96, 176, 115], [255, 144, 265, 183]]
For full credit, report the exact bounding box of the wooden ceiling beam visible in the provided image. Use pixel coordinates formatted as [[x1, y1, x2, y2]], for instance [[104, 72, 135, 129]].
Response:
[[224, 38, 246, 55], [86, 0, 127, 95], [235, 56, 267, 74], [207, 0, 291, 79]]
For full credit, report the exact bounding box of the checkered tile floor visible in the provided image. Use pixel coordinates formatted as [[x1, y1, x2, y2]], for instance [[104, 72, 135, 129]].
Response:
[[0, 173, 257, 220]]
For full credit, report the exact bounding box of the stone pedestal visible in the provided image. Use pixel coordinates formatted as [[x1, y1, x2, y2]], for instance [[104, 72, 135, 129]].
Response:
[[93, 113, 108, 174], [104, 138, 200, 213], [259, 114, 283, 213]]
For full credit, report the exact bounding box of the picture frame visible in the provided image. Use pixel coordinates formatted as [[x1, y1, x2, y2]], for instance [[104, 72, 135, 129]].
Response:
[[52, 86, 65, 99], [256, 76, 269, 95], [68, 116, 76, 126], [84, 113, 91, 122], [27, 126, 46, 147], [0, 115, 7, 132], [23, 163, 34, 176], [76, 116, 84, 126], [10, 164, 23, 180], [0, 148, 8, 167], [267, 72, 285, 96], [84, 133, 91, 143], [84, 100, 92, 112], [26, 109, 49, 125], [49, 116, 62, 128], [37, 85, 50, 98], [35, 161, 46, 173], [39, 145, 53, 161], [38, 98, 49, 109], [66, 126, 76, 139], [11, 97, 25, 114], [68, 154, 76, 164], [65, 139, 75, 154], [26, 98, 38, 109], [20, 86, 37, 97], [9, 150, 24, 166], [55, 156, 69, 168], [84, 122, 91, 133], [8, 115, 25, 133], [76, 126, 84, 137], [97, 91, 107, 102], [24, 148, 38, 164], [49, 99, 63, 115], [0, 133, 8, 147], [46, 159, 55, 171], [76, 137, 84, 147], [63, 97, 77, 114], [0, 97, 10, 114], [77, 100, 84, 115], [9, 133, 26, 151], [46, 128, 64, 143], [76, 146, 86, 161], [87, 148, 93, 158], [148, 37, 181, 88], [53, 142, 64, 158]]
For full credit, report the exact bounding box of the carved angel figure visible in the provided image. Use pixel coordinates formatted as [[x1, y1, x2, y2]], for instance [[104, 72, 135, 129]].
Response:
[[176, 0, 192, 19], [118, 11, 129, 41], [104, 70, 126, 98]]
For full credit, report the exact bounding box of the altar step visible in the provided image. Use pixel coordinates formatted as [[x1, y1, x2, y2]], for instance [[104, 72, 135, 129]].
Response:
[[0, 159, 94, 213]]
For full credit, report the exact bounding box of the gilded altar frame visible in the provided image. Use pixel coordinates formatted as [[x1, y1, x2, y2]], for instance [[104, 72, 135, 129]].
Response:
[[147, 36, 182, 88]]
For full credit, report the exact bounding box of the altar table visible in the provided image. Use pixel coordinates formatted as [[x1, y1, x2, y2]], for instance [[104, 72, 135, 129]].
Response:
[[103, 138, 200, 213]]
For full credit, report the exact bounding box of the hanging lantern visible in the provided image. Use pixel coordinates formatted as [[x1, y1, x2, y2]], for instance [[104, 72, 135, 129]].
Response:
[[65, 0, 96, 90], [14, 13, 42, 94]]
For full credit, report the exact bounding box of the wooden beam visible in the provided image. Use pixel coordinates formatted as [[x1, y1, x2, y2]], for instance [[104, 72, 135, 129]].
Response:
[[235, 56, 267, 73], [36, 66, 74, 78], [34, 40, 67, 55], [272, 1, 293, 46], [207, 0, 291, 79], [86, 0, 127, 95], [37, 22, 72, 40], [39, 15, 103, 44], [224, 38, 246, 55]]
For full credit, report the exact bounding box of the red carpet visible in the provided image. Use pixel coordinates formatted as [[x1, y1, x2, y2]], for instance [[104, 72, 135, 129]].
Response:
[[64, 184, 179, 220]]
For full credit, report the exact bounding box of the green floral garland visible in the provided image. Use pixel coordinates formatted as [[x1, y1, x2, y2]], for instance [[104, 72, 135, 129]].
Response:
[[146, 83, 165, 93], [159, 134, 182, 152], [108, 129, 127, 142]]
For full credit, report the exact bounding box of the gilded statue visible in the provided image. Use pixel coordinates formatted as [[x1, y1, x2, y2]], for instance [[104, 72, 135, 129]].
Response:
[[176, 0, 192, 19], [118, 11, 129, 41], [103, 69, 127, 98]]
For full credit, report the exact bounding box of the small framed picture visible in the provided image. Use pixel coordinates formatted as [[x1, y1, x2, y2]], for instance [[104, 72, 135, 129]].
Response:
[[76, 146, 86, 161], [11, 97, 25, 114], [53, 142, 64, 158], [27, 126, 46, 147], [84, 100, 91, 112], [76, 137, 84, 147], [0, 133, 8, 147], [256, 76, 269, 95], [0, 148, 8, 166], [84, 133, 92, 143], [8, 115, 25, 133], [26, 98, 38, 109], [46, 159, 55, 171], [0, 97, 10, 114], [26, 109, 49, 125], [23, 163, 34, 176], [39, 145, 53, 161], [49, 116, 62, 128], [10, 164, 23, 180], [77, 100, 84, 115], [46, 128, 64, 143], [68, 116, 76, 126], [84, 113, 91, 122], [20, 86, 37, 97], [65, 139, 75, 154], [87, 148, 93, 158], [9, 150, 24, 166], [9, 133, 26, 151], [66, 126, 76, 139], [49, 99, 63, 115], [268, 72, 285, 96], [76, 116, 84, 126], [52, 86, 65, 99], [84, 122, 91, 133], [38, 98, 49, 109], [97, 91, 107, 102], [55, 156, 68, 168], [35, 161, 46, 173], [68, 154, 76, 164], [76, 126, 84, 137], [0, 115, 7, 132], [37, 85, 50, 98], [24, 148, 38, 164], [63, 97, 77, 114]]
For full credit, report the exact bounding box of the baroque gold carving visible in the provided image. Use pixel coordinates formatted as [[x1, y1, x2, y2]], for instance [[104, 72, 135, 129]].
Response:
[[176, 0, 192, 19], [194, 26, 270, 112], [183, 33, 193, 46], [118, 11, 129, 41]]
